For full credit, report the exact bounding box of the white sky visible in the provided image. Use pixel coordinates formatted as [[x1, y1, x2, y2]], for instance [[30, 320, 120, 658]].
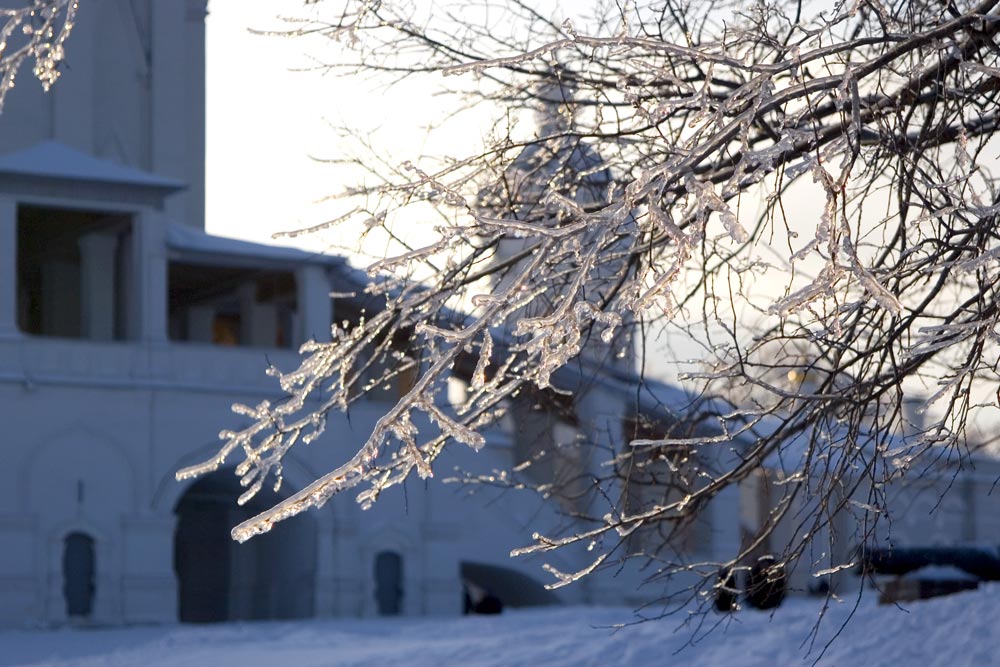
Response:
[[204, 0, 500, 252], [200, 0, 817, 380], [205, 0, 363, 245], [202, 2, 1000, 428]]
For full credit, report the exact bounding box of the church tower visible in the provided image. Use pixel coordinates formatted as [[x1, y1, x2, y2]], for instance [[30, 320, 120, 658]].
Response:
[[0, 0, 207, 229]]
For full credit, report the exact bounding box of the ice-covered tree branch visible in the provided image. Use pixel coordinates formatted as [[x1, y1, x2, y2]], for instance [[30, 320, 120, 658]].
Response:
[[0, 0, 78, 112], [181, 0, 1000, 609]]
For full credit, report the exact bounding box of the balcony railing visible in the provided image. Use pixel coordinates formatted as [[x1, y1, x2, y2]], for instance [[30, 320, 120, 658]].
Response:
[[0, 335, 304, 395]]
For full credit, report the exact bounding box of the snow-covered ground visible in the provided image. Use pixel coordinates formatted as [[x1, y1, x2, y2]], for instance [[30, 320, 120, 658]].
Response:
[[5, 586, 998, 667]]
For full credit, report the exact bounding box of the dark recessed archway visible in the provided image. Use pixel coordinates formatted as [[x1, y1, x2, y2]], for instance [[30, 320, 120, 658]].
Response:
[[460, 561, 560, 613], [173, 470, 317, 623]]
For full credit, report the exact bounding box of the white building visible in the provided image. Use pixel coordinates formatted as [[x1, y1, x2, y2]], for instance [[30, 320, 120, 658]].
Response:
[[739, 413, 1000, 596], [7, 0, 988, 628], [0, 0, 743, 628]]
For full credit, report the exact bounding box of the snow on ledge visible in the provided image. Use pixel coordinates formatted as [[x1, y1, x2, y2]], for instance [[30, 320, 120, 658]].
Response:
[[166, 222, 345, 267], [0, 140, 184, 191]]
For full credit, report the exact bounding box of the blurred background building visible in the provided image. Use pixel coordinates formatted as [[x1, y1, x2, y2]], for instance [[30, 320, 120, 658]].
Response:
[[3, 0, 993, 629], [0, 0, 741, 628]]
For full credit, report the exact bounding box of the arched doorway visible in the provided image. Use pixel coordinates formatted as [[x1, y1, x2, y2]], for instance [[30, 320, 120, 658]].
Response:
[[173, 471, 317, 623], [460, 561, 559, 613], [374, 551, 403, 615], [62, 532, 96, 618]]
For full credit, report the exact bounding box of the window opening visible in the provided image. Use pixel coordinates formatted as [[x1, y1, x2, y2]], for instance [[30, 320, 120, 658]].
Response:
[[168, 262, 297, 348], [17, 205, 133, 340]]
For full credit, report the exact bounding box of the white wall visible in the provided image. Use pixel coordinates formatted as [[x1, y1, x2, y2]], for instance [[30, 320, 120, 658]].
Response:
[[0, 0, 206, 230]]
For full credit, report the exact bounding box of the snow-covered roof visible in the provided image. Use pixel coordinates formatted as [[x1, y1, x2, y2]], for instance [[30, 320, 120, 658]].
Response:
[[753, 412, 997, 480], [166, 222, 346, 267], [906, 565, 980, 582], [0, 140, 184, 191]]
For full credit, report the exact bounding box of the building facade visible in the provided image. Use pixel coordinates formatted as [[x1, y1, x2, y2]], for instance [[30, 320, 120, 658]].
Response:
[[0, 0, 746, 627]]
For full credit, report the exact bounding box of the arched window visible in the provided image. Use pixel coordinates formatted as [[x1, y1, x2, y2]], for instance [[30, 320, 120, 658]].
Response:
[[63, 532, 96, 618], [374, 551, 403, 615]]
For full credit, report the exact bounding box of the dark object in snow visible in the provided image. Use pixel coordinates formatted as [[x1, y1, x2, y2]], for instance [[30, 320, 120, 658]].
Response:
[[879, 563, 981, 604], [878, 575, 979, 605], [460, 561, 558, 612], [473, 594, 503, 615], [859, 546, 1000, 581], [714, 568, 738, 612], [858, 546, 994, 604], [464, 582, 503, 615], [809, 578, 831, 597], [747, 556, 786, 610]]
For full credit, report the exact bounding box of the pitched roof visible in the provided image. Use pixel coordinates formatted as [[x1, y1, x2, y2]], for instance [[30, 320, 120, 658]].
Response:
[[166, 222, 346, 267], [0, 140, 184, 191]]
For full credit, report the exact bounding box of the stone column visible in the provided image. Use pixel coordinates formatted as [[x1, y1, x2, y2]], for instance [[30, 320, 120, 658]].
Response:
[[41, 258, 80, 337], [296, 265, 332, 344], [238, 282, 277, 347], [79, 232, 119, 341], [575, 387, 628, 604], [135, 211, 168, 343], [253, 303, 278, 348], [0, 198, 18, 338], [314, 514, 336, 616], [187, 304, 215, 343]]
